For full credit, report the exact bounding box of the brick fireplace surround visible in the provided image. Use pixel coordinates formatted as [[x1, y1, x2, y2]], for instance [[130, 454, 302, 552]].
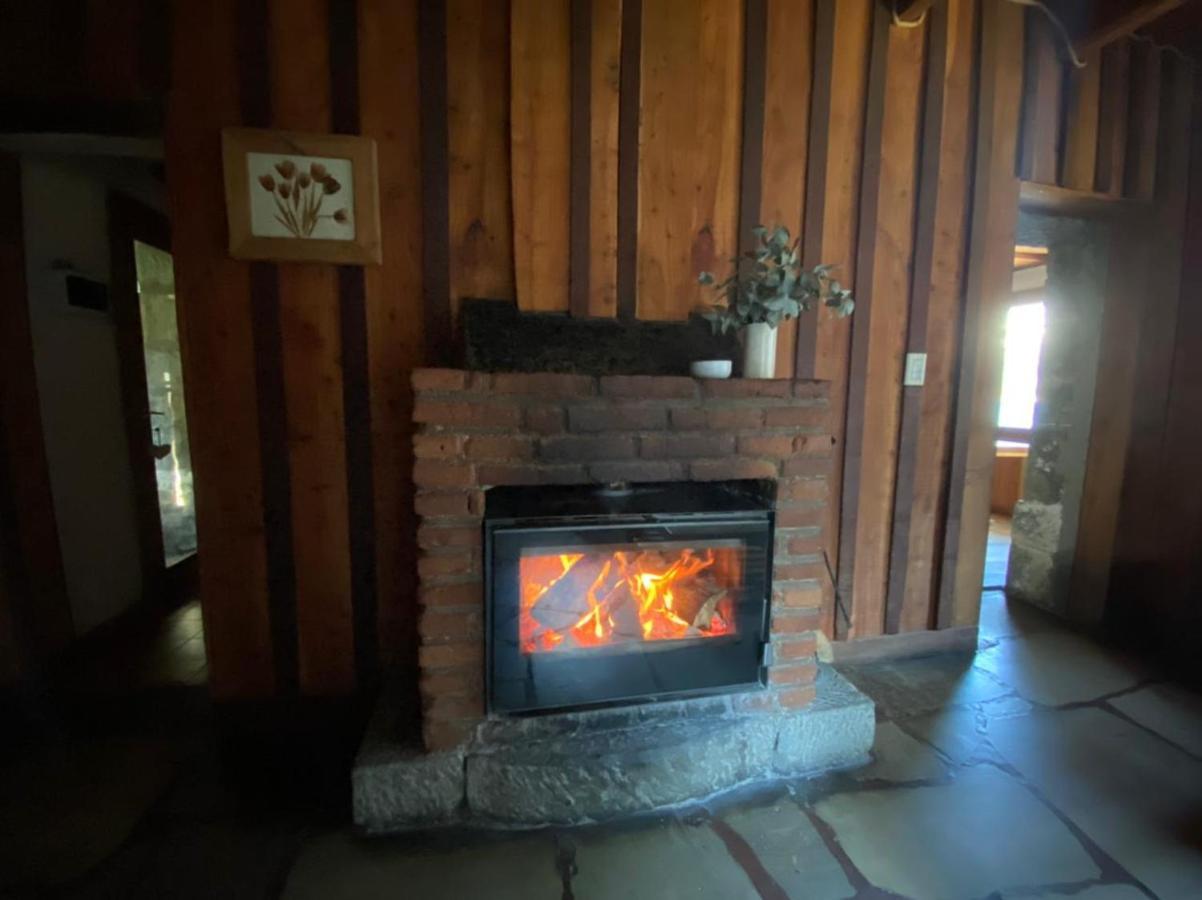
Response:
[[351, 369, 874, 831]]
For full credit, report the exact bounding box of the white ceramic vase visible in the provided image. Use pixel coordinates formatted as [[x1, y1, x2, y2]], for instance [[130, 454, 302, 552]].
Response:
[[742, 322, 778, 379]]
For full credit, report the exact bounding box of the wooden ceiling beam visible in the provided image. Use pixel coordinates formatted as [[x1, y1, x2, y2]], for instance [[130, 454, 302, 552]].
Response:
[[1076, 0, 1187, 54]]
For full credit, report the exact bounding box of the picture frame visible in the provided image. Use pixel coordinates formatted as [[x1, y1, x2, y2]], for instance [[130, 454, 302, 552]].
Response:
[[221, 127, 382, 265]]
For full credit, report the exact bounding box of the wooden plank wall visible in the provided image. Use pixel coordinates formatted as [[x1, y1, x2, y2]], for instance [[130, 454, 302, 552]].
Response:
[[159, 0, 1197, 698]]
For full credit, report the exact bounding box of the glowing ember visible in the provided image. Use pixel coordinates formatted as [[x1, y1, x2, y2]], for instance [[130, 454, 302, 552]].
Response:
[[518, 545, 740, 653]]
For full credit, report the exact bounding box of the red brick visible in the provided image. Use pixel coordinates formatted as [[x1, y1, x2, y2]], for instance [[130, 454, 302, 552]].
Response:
[[641, 434, 735, 459], [776, 506, 825, 529], [764, 406, 827, 429], [414, 460, 475, 489], [767, 661, 818, 686], [776, 685, 817, 709], [491, 372, 596, 397], [415, 491, 474, 518], [540, 435, 637, 461], [782, 457, 831, 478], [705, 407, 766, 429], [668, 407, 707, 430], [702, 379, 792, 398], [737, 435, 795, 458], [418, 642, 480, 668], [772, 634, 817, 661], [733, 691, 778, 713], [775, 561, 826, 582], [775, 585, 825, 607], [783, 532, 824, 557], [524, 406, 566, 434], [424, 693, 485, 719], [420, 581, 481, 607], [413, 434, 464, 459], [423, 718, 475, 752], [412, 368, 469, 392], [417, 524, 481, 550], [417, 552, 477, 580], [779, 478, 828, 503], [465, 435, 536, 461], [413, 400, 522, 429], [600, 375, 698, 399], [771, 607, 823, 634], [589, 461, 683, 483], [477, 464, 588, 486], [793, 381, 829, 400], [794, 434, 835, 457], [420, 665, 483, 696], [420, 608, 482, 644], [690, 459, 778, 481], [568, 405, 668, 432]]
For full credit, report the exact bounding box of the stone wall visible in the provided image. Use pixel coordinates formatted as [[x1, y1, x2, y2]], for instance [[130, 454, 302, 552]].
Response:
[[411, 369, 834, 751]]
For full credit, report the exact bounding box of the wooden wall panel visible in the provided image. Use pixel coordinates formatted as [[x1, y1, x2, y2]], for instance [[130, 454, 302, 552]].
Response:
[[1018, 13, 1063, 185], [636, 0, 744, 321], [511, 0, 571, 313], [269, 0, 355, 694], [798, 0, 873, 636], [1062, 49, 1103, 191], [1125, 41, 1162, 201], [760, 0, 814, 378], [359, 0, 425, 666], [1095, 41, 1131, 195], [587, 0, 623, 317], [448, 0, 515, 315], [167, 0, 276, 698], [838, 6, 926, 640], [939, 0, 1024, 629], [888, 0, 976, 634]]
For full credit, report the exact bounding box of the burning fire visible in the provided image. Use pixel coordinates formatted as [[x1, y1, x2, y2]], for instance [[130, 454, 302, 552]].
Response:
[[519, 546, 740, 653]]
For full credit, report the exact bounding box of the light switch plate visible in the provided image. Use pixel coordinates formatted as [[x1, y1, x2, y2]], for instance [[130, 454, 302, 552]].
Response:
[[904, 352, 927, 387]]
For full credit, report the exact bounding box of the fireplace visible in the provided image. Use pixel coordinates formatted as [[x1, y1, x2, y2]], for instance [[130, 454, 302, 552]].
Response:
[[485, 481, 773, 713]]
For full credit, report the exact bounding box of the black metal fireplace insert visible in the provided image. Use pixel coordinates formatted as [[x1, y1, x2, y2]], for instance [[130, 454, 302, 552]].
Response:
[[484, 480, 774, 714]]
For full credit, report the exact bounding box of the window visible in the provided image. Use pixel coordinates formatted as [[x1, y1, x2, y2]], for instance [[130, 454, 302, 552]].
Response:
[[997, 301, 1045, 436]]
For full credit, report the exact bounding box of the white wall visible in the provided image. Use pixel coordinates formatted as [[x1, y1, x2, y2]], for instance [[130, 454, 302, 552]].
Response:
[[19, 154, 164, 636]]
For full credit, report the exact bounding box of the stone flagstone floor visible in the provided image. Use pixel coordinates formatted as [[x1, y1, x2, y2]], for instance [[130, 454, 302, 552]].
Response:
[[7, 590, 1202, 899]]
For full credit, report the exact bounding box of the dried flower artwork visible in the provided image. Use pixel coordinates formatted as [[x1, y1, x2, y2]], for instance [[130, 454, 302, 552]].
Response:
[[245, 152, 355, 241]]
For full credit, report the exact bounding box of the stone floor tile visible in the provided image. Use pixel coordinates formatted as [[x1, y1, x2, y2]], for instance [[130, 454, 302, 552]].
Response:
[[989, 706, 1202, 899], [851, 721, 947, 783], [721, 802, 854, 900], [1107, 682, 1202, 758], [899, 707, 1004, 766], [973, 632, 1145, 707], [839, 655, 1010, 719], [978, 591, 1063, 643], [814, 767, 1099, 900], [282, 831, 562, 900], [573, 819, 757, 899], [1002, 885, 1150, 900]]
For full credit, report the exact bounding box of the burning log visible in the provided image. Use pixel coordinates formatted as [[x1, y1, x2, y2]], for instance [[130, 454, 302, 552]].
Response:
[[527, 555, 622, 632]]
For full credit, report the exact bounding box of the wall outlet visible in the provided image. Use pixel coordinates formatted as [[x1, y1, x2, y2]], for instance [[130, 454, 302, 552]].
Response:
[[904, 352, 927, 387]]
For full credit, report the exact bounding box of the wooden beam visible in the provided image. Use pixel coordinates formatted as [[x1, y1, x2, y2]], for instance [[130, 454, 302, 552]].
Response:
[[938, 0, 1024, 630], [894, 0, 937, 24], [1061, 47, 1102, 191], [1095, 40, 1131, 195], [1018, 179, 1147, 217], [1019, 11, 1064, 185], [1076, 0, 1186, 56]]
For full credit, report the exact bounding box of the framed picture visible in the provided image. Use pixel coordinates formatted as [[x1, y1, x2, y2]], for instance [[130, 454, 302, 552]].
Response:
[[221, 127, 381, 265]]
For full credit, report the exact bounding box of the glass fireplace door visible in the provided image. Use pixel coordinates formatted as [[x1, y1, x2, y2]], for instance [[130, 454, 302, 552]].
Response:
[[487, 515, 771, 714]]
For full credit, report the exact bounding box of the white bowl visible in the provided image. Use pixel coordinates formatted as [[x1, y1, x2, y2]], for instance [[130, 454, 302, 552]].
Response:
[[690, 359, 733, 379]]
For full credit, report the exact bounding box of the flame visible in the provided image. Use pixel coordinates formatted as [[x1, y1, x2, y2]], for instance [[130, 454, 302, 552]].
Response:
[[518, 545, 739, 654]]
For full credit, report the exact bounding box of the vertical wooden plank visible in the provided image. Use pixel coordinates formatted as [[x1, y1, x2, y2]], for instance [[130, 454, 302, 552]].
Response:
[[167, 0, 275, 698], [588, 0, 622, 317], [938, 0, 1024, 630], [418, 0, 453, 364], [636, 0, 744, 321], [511, 0, 571, 312], [838, 6, 926, 640], [1018, 12, 1063, 185], [1095, 40, 1131, 195], [268, 0, 355, 694], [1124, 40, 1161, 201], [1061, 49, 1102, 191], [359, 0, 425, 667], [736, 0, 767, 259], [759, 0, 814, 379], [1110, 54, 1192, 598], [887, 0, 976, 634], [797, 0, 872, 637], [615, 0, 642, 320], [0, 153, 73, 660], [448, 0, 515, 315]]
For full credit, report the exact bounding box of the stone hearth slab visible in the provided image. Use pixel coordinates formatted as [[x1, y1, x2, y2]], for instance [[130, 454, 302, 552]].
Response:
[[353, 665, 874, 832]]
